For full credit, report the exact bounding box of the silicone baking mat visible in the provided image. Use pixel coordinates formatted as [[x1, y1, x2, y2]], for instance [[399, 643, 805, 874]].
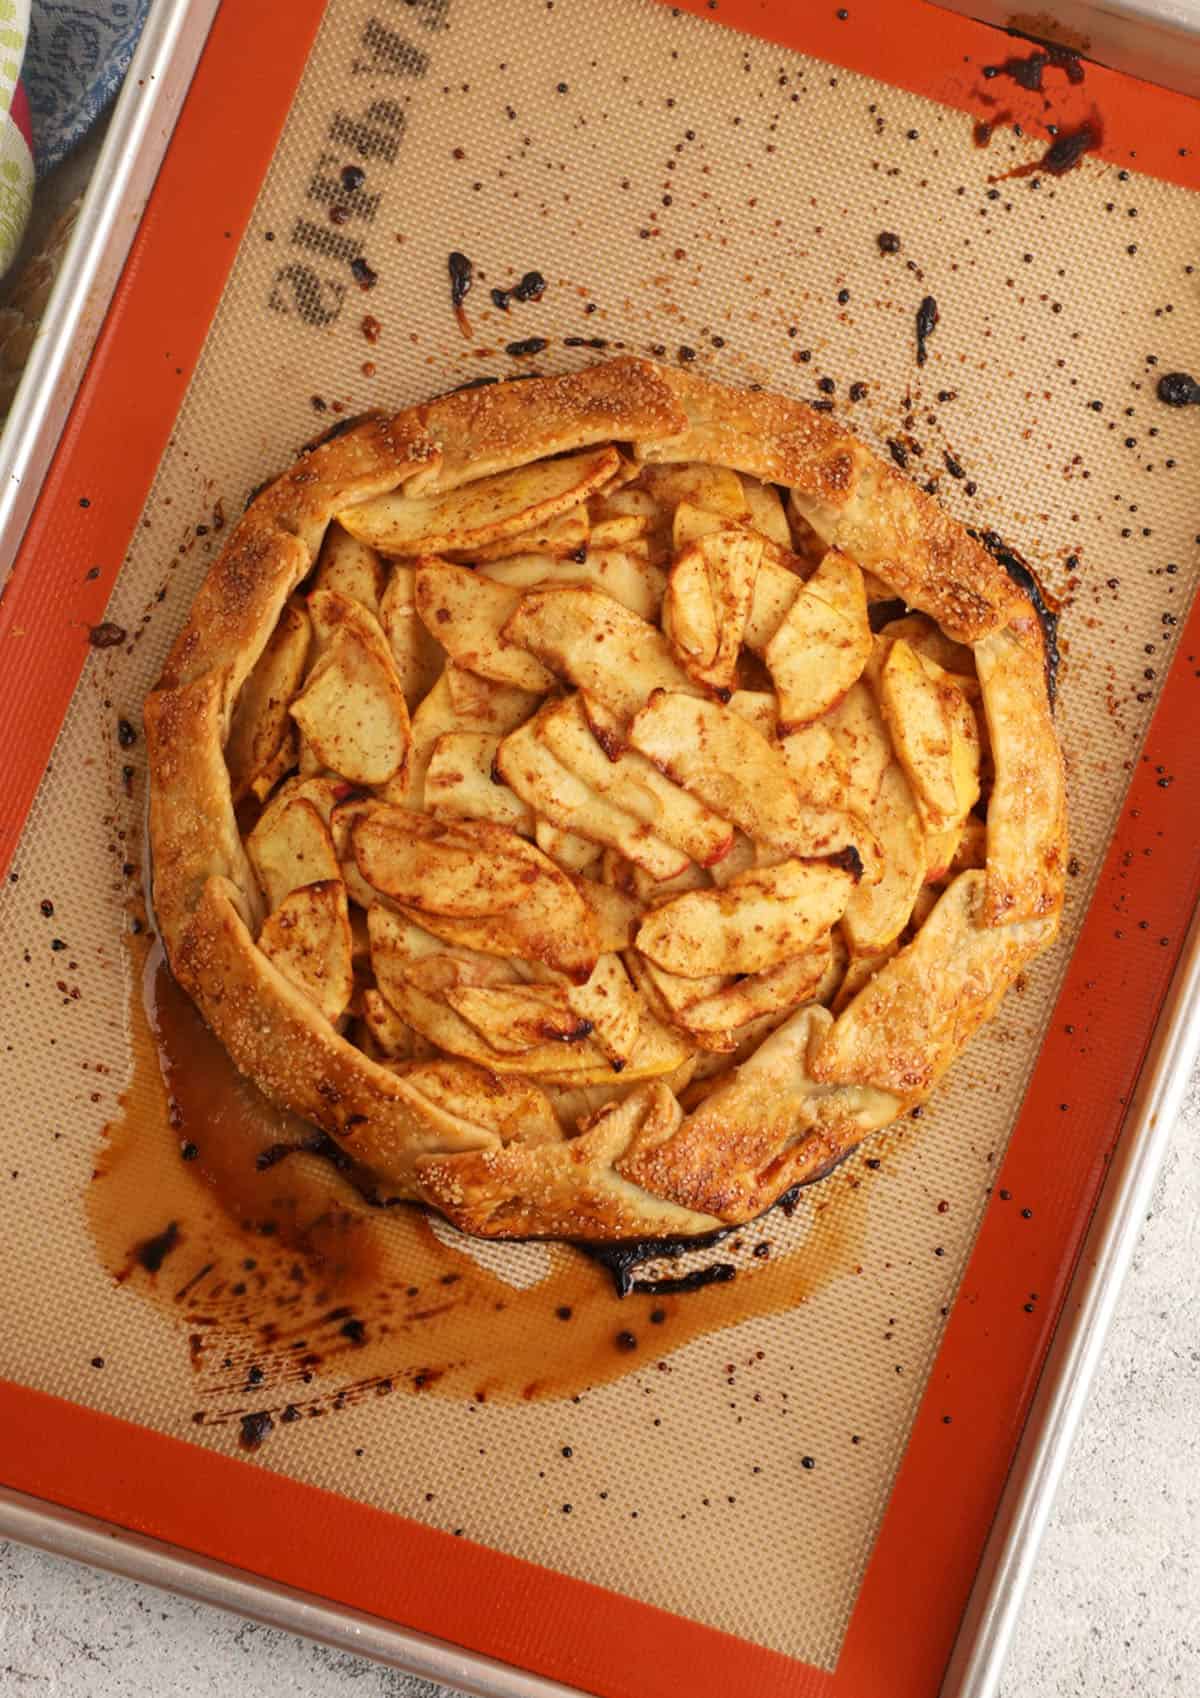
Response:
[[2, 3, 1199, 1695]]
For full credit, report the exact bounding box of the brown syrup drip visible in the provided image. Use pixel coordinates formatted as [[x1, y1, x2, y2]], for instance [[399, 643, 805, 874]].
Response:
[[972, 113, 1012, 149], [88, 940, 873, 1438], [579, 1228, 730, 1299], [580, 1151, 854, 1296], [632, 1263, 736, 1296], [1156, 372, 1200, 408], [131, 1220, 181, 1275], [971, 529, 1061, 705], [987, 114, 1103, 182], [448, 250, 473, 340], [972, 24, 1090, 160], [982, 44, 1084, 92], [491, 271, 546, 311]]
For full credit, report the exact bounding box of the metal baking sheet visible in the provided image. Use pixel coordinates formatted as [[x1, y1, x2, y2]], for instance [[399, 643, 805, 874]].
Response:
[[0, 0, 220, 575], [933, 0, 1200, 99], [1, 4, 1199, 1696]]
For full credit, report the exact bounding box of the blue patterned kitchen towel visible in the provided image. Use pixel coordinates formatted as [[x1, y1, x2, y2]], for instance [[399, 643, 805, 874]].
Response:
[[0, 0, 34, 285], [23, 0, 148, 173]]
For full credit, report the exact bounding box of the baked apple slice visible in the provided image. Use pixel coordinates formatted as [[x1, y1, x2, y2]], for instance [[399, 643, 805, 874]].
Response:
[[503, 585, 702, 722], [446, 982, 594, 1053], [541, 694, 733, 867], [763, 549, 871, 729], [741, 551, 803, 650], [636, 857, 854, 977], [974, 622, 1066, 926], [379, 563, 443, 709], [481, 548, 666, 621], [663, 526, 762, 693], [558, 951, 643, 1068], [313, 522, 386, 615], [338, 444, 619, 556], [258, 877, 354, 1024], [291, 624, 411, 787], [824, 680, 891, 817], [458, 503, 589, 564], [246, 793, 341, 913], [740, 475, 791, 547], [424, 731, 534, 834], [414, 558, 555, 694], [840, 762, 926, 953], [676, 936, 834, 1042], [637, 461, 747, 521], [225, 598, 311, 802], [879, 637, 980, 831], [498, 712, 689, 880], [629, 690, 875, 869], [354, 807, 601, 982], [534, 818, 604, 875]]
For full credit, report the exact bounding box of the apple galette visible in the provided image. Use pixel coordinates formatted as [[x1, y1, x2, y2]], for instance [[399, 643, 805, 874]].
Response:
[[145, 358, 1065, 1241]]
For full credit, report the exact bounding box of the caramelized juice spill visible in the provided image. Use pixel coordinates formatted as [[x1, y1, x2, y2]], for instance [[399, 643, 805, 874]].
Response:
[[88, 938, 875, 1438]]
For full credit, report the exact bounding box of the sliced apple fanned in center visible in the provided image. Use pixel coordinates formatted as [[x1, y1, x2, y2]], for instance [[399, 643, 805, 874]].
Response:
[[479, 548, 666, 621], [446, 982, 595, 1053], [535, 818, 604, 875], [204, 390, 1062, 1224], [454, 503, 589, 565], [663, 526, 762, 694], [353, 806, 601, 983], [496, 710, 690, 881], [424, 730, 534, 834], [538, 693, 734, 867], [503, 585, 703, 722], [337, 444, 621, 557], [413, 558, 555, 694], [635, 856, 856, 978], [628, 690, 877, 872], [762, 549, 871, 730], [675, 937, 835, 1044]]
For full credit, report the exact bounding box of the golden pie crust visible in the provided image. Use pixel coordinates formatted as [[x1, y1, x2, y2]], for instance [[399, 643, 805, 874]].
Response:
[[145, 358, 1066, 1242]]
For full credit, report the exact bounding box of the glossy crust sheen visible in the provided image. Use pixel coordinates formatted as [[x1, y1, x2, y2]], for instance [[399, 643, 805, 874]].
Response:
[[146, 357, 1067, 1241]]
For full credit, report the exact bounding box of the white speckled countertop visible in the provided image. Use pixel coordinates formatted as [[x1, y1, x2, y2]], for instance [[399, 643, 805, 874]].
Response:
[[2, 1078, 1196, 1698]]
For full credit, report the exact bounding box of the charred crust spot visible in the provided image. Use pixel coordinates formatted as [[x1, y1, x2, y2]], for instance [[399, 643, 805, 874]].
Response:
[[827, 845, 865, 882], [299, 411, 378, 456]]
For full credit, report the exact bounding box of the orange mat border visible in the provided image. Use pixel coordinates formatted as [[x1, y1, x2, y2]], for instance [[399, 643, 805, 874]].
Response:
[[2, 4, 1200, 1697], [669, 0, 1200, 193]]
